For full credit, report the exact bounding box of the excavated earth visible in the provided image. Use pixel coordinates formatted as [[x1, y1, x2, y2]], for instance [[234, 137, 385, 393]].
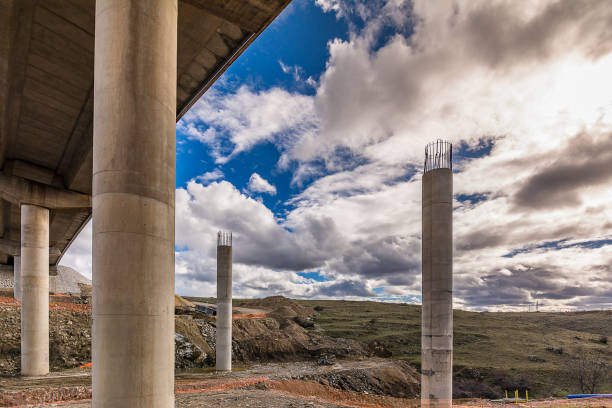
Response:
[[0, 296, 420, 406]]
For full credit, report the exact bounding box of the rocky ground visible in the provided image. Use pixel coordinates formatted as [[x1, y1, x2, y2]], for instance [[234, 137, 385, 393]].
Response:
[[0, 359, 419, 407], [0, 296, 420, 406], [0, 296, 374, 375], [0, 304, 92, 374], [46, 390, 349, 408]]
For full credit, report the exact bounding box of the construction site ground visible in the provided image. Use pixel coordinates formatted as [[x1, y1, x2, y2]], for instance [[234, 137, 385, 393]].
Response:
[[3, 296, 612, 407], [43, 391, 350, 408], [1, 359, 422, 407], [3, 361, 611, 407]]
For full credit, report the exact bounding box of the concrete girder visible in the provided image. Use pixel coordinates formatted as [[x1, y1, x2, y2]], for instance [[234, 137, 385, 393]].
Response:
[[181, 0, 259, 32], [0, 172, 91, 210], [0, 238, 60, 256], [6, 159, 61, 186]]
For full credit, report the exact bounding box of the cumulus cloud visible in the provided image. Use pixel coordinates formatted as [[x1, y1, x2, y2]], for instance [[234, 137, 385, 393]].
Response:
[[178, 85, 318, 164], [246, 173, 277, 195], [193, 169, 224, 184], [175, 180, 333, 271], [513, 132, 612, 209], [62, 0, 612, 310]]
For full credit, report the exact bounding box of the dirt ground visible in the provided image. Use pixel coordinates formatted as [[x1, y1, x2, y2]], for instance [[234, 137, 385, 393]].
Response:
[[0, 296, 375, 376], [1, 359, 419, 407], [1, 295, 420, 407], [46, 389, 349, 408], [0, 303, 92, 375]]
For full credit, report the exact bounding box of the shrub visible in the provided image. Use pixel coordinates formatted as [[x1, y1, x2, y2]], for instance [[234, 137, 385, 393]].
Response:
[[491, 370, 532, 392], [566, 347, 609, 394], [453, 378, 501, 399]]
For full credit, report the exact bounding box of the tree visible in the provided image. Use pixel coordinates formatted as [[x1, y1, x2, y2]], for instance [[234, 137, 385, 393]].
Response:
[[567, 348, 609, 394]]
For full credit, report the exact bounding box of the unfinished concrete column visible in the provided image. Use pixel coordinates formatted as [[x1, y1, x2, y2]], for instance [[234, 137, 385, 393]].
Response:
[[20, 204, 49, 376], [421, 140, 453, 407], [13, 255, 21, 300], [216, 231, 232, 371], [93, 1, 177, 407]]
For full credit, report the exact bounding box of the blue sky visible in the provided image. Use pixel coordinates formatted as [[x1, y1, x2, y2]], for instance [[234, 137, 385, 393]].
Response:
[[175, 0, 349, 212], [62, 0, 612, 311]]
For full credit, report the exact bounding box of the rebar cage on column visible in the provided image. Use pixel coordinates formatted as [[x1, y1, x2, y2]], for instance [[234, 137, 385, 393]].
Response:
[[217, 231, 232, 247], [424, 139, 452, 173]]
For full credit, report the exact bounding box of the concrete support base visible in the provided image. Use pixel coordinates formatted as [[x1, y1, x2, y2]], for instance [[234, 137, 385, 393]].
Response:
[[20, 204, 49, 376], [421, 168, 453, 407], [92, 1, 177, 407]]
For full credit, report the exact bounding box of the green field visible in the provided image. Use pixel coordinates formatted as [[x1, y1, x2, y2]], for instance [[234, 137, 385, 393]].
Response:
[[295, 299, 612, 398]]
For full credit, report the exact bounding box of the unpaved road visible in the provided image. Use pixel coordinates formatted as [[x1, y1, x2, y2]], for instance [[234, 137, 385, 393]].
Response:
[[1, 359, 419, 407], [0, 359, 404, 391], [47, 390, 347, 408], [191, 301, 268, 317]]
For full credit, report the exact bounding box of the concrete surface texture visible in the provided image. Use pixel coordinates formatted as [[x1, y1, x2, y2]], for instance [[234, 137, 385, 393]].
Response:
[[20, 204, 49, 376], [216, 234, 233, 371], [421, 167, 453, 407], [13, 255, 19, 299], [92, 1, 177, 407]]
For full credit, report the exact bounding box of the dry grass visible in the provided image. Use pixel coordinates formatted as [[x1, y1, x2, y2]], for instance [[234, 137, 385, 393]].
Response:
[[296, 299, 612, 397]]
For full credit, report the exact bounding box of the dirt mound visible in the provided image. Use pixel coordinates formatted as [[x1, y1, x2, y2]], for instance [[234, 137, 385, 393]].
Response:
[[232, 318, 310, 362], [175, 295, 195, 309], [302, 360, 419, 398], [0, 296, 372, 376], [176, 316, 213, 356], [0, 305, 92, 375], [231, 317, 368, 364], [239, 296, 313, 321]]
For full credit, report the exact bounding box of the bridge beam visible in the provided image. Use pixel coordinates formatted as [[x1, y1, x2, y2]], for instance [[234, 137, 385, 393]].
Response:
[[0, 238, 60, 256], [0, 173, 91, 210]]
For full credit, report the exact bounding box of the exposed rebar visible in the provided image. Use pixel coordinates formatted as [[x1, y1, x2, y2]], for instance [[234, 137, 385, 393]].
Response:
[[424, 139, 452, 173], [217, 231, 232, 247]]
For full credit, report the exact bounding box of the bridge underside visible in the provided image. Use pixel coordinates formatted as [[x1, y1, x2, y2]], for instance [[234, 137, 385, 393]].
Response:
[[0, 0, 289, 268]]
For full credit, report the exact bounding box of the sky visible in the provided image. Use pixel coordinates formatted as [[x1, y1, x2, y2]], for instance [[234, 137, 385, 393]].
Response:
[[61, 0, 612, 312]]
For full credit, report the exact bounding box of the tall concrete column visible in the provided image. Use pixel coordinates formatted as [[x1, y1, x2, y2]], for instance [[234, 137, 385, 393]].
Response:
[[421, 140, 453, 407], [93, 1, 177, 407], [20, 204, 49, 376], [13, 255, 21, 300], [216, 231, 232, 371]]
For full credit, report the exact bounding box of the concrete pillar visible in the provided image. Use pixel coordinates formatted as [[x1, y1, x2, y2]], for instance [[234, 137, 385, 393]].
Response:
[[421, 140, 453, 407], [216, 231, 232, 371], [92, 1, 177, 407], [20, 204, 49, 376], [13, 255, 20, 300]]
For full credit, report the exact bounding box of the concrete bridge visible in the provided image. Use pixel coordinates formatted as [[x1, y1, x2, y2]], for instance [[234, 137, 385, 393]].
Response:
[[0, 0, 289, 406]]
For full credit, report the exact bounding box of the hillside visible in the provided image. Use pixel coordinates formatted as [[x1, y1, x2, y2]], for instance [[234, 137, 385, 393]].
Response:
[[2, 295, 610, 401], [294, 299, 612, 398]]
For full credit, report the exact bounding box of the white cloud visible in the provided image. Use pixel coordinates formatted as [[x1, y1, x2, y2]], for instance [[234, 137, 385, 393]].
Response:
[[61, 0, 612, 310], [178, 85, 318, 164], [193, 169, 224, 184], [247, 173, 277, 195]]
